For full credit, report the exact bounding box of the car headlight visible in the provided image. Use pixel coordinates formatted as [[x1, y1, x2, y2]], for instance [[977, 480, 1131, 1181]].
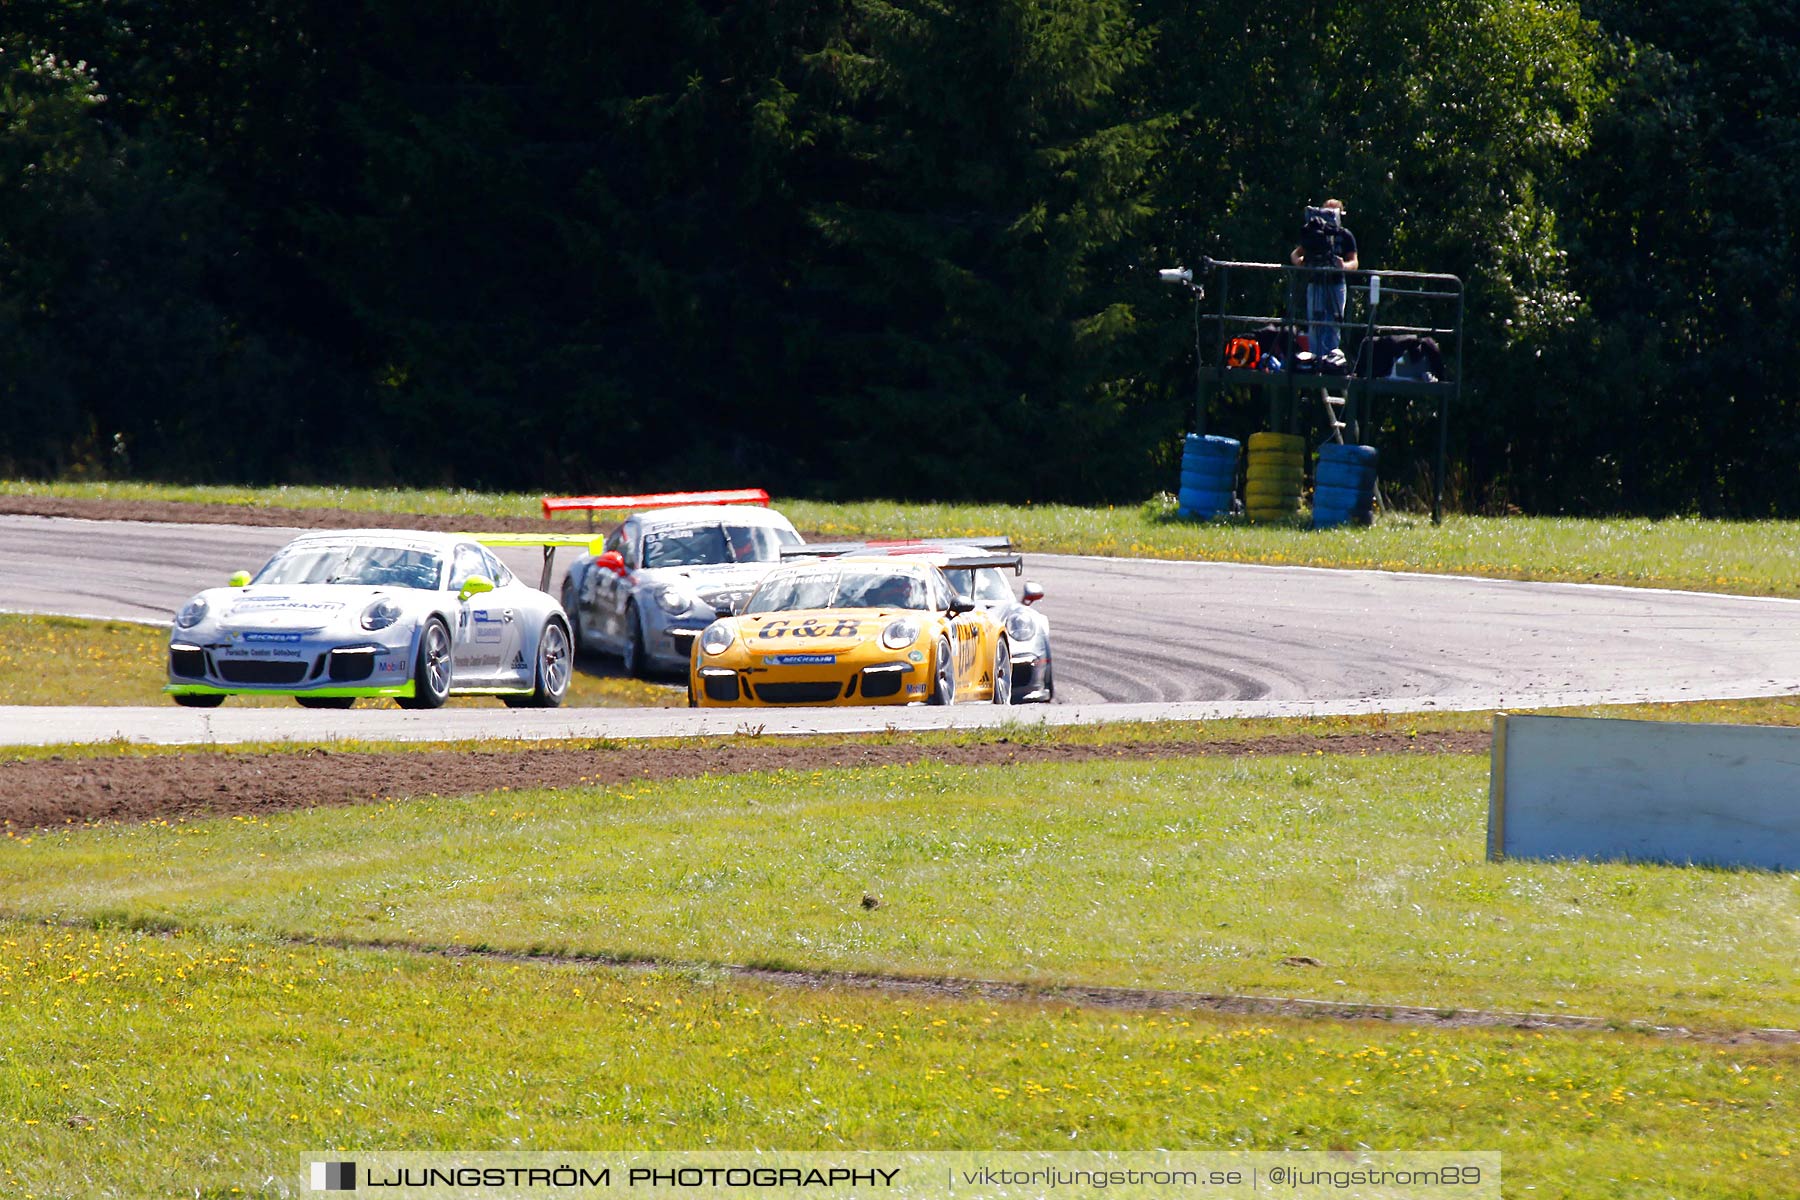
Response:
[[362, 597, 403, 631], [1004, 610, 1038, 644], [176, 596, 209, 629], [655, 585, 695, 615], [880, 617, 920, 651], [700, 621, 736, 656]]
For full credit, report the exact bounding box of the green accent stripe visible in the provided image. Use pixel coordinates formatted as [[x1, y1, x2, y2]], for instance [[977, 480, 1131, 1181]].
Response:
[[164, 683, 416, 699]]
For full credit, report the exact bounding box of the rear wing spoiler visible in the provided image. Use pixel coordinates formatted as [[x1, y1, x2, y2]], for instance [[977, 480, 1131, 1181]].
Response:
[[783, 537, 1021, 575], [541, 488, 771, 526], [784, 536, 1013, 558], [465, 533, 605, 591]]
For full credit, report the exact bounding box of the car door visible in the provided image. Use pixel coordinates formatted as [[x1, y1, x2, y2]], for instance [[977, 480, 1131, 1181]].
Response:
[[594, 519, 639, 649], [480, 546, 534, 685], [448, 542, 518, 683], [936, 570, 988, 699]]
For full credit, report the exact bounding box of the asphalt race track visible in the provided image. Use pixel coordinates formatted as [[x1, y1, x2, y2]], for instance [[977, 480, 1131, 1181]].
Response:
[[3, 513, 1799, 745]]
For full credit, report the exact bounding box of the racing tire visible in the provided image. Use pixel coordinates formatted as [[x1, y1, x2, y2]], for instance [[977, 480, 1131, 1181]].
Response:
[[926, 637, 956, 706], [1043, 661, 1055, 703], [620, 602, 648, 679], [990, 637, 1013, 706], [296, 696, 356, 709], [503, 619, 572, 709], [396, 617, 452, 710], [172, 693, 225, 708]]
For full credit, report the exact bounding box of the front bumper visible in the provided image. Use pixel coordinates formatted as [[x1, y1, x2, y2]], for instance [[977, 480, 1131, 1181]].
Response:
[[166, 636, 417, 698], [1010, 647, 1053, 703], [692, 658, 931, 706]]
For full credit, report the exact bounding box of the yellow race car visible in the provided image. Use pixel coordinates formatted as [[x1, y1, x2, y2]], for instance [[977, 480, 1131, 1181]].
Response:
[[689, 556, 1011, 706]]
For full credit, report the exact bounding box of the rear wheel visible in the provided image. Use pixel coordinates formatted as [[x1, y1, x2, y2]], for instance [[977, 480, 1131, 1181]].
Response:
[[172, 693, 224, 708], [990, 636, 1012, 706], [396, 618, 451, 710], [621, 602, 648, 678], [504, 620, 571, 708], [926, 637, 956, 706], [296, 696, 355, 710]]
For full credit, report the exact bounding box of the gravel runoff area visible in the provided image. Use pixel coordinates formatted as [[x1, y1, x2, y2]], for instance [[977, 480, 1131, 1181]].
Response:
[[0, 729, 1483, 829]]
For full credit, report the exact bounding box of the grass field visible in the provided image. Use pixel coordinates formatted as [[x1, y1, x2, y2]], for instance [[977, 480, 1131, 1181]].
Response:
[[9, 478, 1800, 596], [5, 756, 1795, 1032], [3, 751, 1798, 1198], [0, 612, 681, 708], [2, 921, 1791, 1199]]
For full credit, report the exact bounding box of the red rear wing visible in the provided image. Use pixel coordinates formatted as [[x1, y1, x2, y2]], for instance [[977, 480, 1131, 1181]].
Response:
[[542, 488, 771, 520]]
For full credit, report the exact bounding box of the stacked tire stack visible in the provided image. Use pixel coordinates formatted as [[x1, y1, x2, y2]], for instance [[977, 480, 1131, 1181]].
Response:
[[1177, 434, 1240, 520], [1244, 431, 1305, 522], [1312, 443, 1379, 528]]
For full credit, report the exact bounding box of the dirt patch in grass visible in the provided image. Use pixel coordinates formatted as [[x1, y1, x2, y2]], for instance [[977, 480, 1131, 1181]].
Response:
[[0, 729, 1485, 830]]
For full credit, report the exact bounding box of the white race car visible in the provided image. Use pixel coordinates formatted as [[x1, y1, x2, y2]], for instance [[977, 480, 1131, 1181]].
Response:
[[166, 530, 587, 709]]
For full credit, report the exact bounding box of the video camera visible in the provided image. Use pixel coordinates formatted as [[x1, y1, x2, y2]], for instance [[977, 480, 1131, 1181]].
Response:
[[1300, 205, 1345, 267]]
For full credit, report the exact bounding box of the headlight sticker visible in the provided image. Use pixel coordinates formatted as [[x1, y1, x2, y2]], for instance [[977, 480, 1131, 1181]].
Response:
[[908, 650, 925, 663]]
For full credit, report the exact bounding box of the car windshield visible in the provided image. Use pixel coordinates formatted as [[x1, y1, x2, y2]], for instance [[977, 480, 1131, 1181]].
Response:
[[944, 566, 1015, 606], [641, 523, 798, 568], [253, 542, 444, 590], [747, 567, 932, 613]]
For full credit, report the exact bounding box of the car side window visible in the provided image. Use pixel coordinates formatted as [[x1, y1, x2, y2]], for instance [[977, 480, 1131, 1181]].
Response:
[[449, 544, 487, 590], [618, 522, 639, 569], [479, 547, 514, 587]]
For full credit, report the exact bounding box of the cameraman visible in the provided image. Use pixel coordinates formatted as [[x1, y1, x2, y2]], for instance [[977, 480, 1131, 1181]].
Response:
[[1288, 197, 1359, 356]]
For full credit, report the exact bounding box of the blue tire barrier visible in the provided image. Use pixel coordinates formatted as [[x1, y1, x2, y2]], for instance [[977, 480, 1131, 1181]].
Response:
[[1178, 435, 1240, 520], [1311, 483, 1373, 513], [1314, 461, 1371, 490], [1317, 442, 1378, 466], [1311, 442, 1378, 528], [1181, 466, 1235, 488]]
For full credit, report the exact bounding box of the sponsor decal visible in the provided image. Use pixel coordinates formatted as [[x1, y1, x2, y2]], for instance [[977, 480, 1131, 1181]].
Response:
[[377, 658, 409, 674], [765, 653, 836, 666], [472, 609, 504, 643], [224, 648, 304, 659], [459, 654, 502, 669], [234, 631, 303, 644], [907, 683, 927, 696], [229, 599, 343, 614], [908, 650, 925, 663], [756, 619, 862, 640], [511, 651, 527, 670]]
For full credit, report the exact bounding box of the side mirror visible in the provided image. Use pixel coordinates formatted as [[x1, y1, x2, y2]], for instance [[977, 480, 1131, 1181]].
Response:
[[459, 575, 495, 602], [1021, 581, 1044, 605], [947, 594, 975, 617], [594, 550, 628, 576], [227, 571, 252, 588]]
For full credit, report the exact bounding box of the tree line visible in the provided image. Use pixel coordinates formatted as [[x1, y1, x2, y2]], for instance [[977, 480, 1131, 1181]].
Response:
[[2, 0, 1794, 514]]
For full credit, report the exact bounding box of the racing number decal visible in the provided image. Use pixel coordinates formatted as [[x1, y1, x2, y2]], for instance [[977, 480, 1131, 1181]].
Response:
[[953, 620, 982, 698]]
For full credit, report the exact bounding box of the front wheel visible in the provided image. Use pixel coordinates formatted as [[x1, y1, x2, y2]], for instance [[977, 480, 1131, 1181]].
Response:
[[926, 637, 956, 706], [172, 693, 224, 708], [504, 620, 571, 709], [395, 617, 452, 710], [990, 636, 1012, 706], [297, 696, 355, 710]]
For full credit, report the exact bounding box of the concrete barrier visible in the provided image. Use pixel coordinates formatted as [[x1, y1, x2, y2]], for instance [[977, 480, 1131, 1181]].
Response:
[[1488, 713, 1800, 870]]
